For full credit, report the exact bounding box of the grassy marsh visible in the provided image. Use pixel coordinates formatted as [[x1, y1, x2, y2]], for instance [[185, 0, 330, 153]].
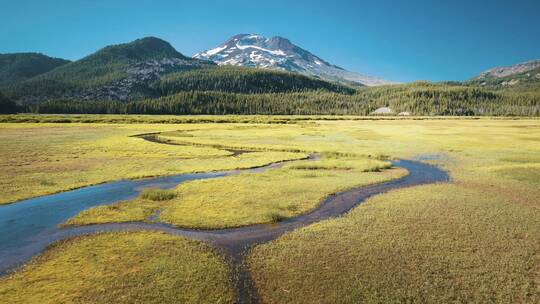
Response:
[[1, 116, 539, 303], [248, 183, 540, 303], [65, 157, 406, 229], [242, 119, 540, 303], [0, 123, 305, 204]]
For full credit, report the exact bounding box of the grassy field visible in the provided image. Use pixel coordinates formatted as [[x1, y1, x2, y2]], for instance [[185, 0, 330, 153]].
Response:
[[1, 115, 539, 303], [0, 231, 235, 304]]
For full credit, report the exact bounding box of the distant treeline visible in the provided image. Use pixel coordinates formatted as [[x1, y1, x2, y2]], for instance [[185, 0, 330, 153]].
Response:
[[23, 83, 540, 116]]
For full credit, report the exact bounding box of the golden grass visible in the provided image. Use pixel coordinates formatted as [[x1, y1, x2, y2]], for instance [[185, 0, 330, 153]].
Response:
[[62, 199, 163, 226], [65, 157, 406, 229], [493, 164, 540, 185], [159, 158, 403, 229], [0, 231, 235, 304], [243, 119, 540, 303], [2, 116, 540, 303], [248, 183, 540, 303]]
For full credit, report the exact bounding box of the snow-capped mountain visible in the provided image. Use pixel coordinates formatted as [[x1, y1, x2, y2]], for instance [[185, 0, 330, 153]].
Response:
[[194, 34, 394, 86]]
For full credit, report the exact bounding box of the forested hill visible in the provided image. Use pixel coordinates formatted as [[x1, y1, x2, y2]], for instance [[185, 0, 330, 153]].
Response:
[[5, 37, 213, 102], [0, 53, 70, 87]]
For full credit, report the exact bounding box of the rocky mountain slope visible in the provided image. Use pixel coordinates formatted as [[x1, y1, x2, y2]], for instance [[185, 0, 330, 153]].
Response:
[[194, 34, 393, 86], [470, 59, 540, 88]]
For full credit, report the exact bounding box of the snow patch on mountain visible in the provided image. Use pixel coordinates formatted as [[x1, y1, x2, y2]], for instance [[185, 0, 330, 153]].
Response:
[[236, 44, 286, 56], [201, 45, 227, 57]]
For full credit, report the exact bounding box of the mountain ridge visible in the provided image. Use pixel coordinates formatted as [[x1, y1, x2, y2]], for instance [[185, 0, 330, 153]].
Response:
[[474, 59, 540, 80], [469, 59, 540, 88]]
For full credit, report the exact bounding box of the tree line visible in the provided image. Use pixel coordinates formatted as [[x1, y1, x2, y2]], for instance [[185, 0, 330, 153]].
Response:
[[24, 83, 540, 116]]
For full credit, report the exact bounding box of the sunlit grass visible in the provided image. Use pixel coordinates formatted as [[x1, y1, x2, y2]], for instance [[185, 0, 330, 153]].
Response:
[[493, 164, 540, 185], [159, 157, 405, 229], [1, 116, 539, 303], [65, 157, 406, 229], [248, 183, 540, 303], [240, 119, 540, 304], [62, 199, 163, 226], [0, 231, 235, 304], [0, 123, 306, 204]]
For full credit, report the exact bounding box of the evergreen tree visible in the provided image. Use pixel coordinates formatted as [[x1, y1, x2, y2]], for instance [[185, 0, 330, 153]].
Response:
[[0, 91, 18, 114]]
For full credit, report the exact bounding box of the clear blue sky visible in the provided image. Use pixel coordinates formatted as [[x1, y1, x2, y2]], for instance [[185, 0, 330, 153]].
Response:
[[1, 0, 539, 82]]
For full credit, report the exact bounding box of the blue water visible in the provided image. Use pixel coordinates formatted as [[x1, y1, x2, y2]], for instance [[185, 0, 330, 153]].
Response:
[[0, 172, 227, 258]]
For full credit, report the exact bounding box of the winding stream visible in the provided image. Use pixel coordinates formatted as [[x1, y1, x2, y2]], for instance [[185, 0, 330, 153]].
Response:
[[0, 155, 309, 275], [0, 135, 450, 304]]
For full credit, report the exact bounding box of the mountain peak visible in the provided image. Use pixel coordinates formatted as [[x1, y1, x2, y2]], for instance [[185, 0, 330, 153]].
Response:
[[131, 36, 176, 49], [194, 34, 393, 86], [92, 36, 189, 62]]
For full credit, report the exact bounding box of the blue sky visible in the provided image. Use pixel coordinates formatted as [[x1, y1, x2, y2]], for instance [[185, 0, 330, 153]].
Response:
[[1, 0, 539, 82]]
